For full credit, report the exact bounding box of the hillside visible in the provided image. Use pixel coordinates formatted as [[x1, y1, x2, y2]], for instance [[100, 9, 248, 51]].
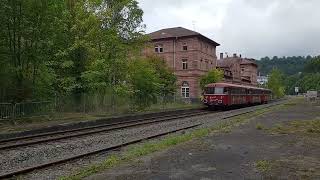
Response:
[[256, 56, 312, 75]]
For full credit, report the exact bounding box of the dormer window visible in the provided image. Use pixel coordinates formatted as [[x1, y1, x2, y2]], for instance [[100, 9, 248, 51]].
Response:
[[183, 43, 188, 51], [155, 44, 163, 53]]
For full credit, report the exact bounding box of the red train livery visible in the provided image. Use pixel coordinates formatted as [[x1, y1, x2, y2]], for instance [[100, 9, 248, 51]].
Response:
[[202, 83, 272, 108]]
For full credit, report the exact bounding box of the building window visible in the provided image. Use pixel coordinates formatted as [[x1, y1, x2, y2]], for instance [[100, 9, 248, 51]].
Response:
[[182, 59, 188, 70], [183, 43, 188, 51], [154, 44, 163, 53], [181, 81, 190, 98], [200, 59, 203, 70]]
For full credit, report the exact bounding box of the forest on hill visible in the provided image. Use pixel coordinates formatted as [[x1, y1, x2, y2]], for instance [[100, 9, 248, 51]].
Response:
[[256, 56, 313, 76], [259, 56, 320, 95]]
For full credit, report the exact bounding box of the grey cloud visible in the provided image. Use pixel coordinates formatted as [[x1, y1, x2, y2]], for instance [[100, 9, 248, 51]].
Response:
[[138, 0, 320, 58]]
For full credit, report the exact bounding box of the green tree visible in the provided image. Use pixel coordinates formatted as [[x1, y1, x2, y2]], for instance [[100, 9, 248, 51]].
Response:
[[0, 0, 61, 101], [304, 56, 320, 73], [267, 68, 285, 98], [145, 55, 177, 97], [200, 69, 223, 90], [128, 59, 161, 110]]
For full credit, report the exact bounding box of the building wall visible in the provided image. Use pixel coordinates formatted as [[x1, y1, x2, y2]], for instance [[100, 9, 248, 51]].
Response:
[[240, 64, 258, 86], [217, 57, 258, 86], [143, 36, 218, 99]]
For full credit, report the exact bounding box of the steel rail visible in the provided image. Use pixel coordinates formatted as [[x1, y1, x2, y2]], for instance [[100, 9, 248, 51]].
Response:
[[0, 124, 201, 179], [0, 101, 285, 179], [0, 111, 211, 150], [0, 109, 206, 144]]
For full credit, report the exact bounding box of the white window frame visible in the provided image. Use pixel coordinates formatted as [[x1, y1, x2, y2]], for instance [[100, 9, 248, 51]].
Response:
[[181, 81, 190, 98], [182, 43, 188, 51], [155, 44, 163, 53], [182, 59, 188, 70]]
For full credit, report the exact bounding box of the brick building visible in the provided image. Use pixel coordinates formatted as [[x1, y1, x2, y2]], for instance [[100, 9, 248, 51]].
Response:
[[217, 53, 258, 86], [143, 27, 220, 99]]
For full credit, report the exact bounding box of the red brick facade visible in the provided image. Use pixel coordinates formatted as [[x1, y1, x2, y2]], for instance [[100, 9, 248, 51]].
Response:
[[143, 27, 220, 99], [217, 54, 258, 86]]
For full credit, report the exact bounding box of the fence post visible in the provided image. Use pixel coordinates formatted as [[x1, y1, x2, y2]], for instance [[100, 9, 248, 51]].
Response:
[[54, 93, 57, 113], [83, 93, 86, 114], [13, 103, 16, 119]]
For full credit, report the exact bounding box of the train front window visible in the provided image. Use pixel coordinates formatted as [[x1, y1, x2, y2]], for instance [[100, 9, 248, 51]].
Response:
[[215, 87, 224, 94], [204, 87, 224, 94]]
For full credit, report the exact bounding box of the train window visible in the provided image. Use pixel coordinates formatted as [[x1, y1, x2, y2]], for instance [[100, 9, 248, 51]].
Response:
[[224, 88, 229, 94], [204, 87, 215, 94], [214, 87, 224, 94], [204, 87, 224, 94]]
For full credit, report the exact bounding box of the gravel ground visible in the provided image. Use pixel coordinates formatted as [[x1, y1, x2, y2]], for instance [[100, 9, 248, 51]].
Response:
[[86, 98, 319, 180], [0, 100, 285, 180]]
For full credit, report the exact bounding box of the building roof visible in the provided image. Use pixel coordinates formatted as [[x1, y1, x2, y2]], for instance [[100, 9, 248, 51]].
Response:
[[148, 27, 220, 46], [240, 58, 257, 66], [217, 57, 257, 68], [217, 57, 241, 68]]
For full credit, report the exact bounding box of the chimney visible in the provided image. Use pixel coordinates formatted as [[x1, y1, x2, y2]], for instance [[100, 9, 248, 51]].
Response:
[[233, 53, 237, 58], [220, 53, 224, 59]]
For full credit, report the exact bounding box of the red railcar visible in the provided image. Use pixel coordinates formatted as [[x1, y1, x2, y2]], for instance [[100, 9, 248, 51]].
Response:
[[202, 83, 272, 108]]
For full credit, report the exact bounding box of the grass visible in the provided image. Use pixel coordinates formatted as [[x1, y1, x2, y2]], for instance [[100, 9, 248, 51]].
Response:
[[255, 160, 272, 173], [256, 123, 264, 130], [60, 104, 285, 180], [269, 119, 320, 135]]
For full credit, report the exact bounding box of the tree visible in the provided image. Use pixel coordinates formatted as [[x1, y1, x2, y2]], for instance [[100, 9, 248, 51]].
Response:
[[128, 59, 161, 110], [257, 56, 311, 76], [283, 56, 320, 94], [267, 68, 285, 98], [304, 56, 320, 73], [145, 55, 177, 97], [200, 69, 223, 90], [0, 0, 61, 101]]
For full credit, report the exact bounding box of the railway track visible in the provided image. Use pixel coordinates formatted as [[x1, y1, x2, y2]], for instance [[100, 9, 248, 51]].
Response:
[[0, 100, 285, 179], [0, 123, 201, 179], [0, 109, 210, 150]]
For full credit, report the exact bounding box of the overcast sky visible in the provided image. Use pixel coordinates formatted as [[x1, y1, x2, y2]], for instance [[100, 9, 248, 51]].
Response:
[[137, 0, 320, 59]]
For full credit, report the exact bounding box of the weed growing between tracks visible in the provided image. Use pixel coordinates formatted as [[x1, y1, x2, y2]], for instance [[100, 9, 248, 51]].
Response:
[[60, 104, 285, 180]]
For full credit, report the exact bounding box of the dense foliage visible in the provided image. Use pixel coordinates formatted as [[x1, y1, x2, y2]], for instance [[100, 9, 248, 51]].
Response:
[[257, 56, 319, 95], [200, 69, 223, 90], [267, 68, 285, 98], [284, 56, 320, 94], [257, 56, 312, 76], [0, 0, 176, 109]]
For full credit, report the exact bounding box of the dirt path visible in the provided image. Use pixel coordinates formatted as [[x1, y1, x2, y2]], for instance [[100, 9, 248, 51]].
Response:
[[86, 98, 320, 180]]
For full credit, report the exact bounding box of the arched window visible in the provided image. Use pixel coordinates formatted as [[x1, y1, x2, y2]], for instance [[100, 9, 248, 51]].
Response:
[[181, 81, 190, 98]]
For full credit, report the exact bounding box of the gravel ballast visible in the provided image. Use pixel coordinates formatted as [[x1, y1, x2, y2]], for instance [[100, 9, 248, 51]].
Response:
[[0, 100, 286, 179]]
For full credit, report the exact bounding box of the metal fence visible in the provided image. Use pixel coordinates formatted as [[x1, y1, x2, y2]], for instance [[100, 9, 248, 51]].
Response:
[[0, 94, 200, 120], [0, 101, 52, 119]]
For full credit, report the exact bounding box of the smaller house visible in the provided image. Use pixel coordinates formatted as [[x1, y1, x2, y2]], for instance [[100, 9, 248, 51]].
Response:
[[217, 53, 258, 86]]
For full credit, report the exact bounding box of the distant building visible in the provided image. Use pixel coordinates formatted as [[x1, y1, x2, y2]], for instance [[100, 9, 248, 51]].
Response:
[[217, 53, 258, 86], [257, 75, 268, 85], [143, 27, 220, 99]]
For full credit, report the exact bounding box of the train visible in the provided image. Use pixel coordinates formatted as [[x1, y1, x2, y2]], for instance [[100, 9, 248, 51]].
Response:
[[202, 82, 272, 109]]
